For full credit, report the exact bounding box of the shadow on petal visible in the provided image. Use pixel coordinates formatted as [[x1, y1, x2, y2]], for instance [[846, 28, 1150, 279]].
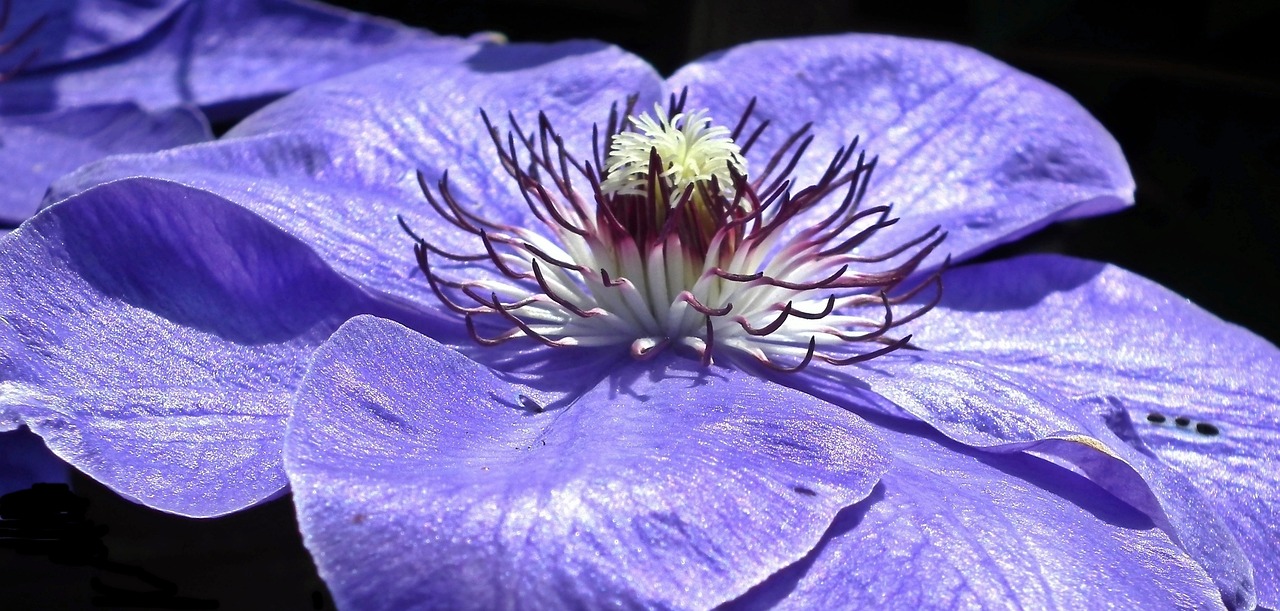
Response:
[[465, 40, 619, 73]]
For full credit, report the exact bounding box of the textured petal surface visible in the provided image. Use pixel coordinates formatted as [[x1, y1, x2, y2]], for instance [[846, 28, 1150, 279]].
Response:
[[670, 34, 1133, 267], [0, 178, 412, 516], [726, 418, 1224, 610], [906, 254, 1280, 607], [784, 347, 1255, 609], [286, 315, 889, 610], [1, 0, 471, 122], [46, 42, 666, 308], [0, 103, 209, 227]]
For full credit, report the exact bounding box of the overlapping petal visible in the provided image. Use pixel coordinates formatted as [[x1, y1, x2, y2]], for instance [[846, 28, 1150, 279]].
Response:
[[0, 22, 1260, 610], [0, 177, 423, 516], [1, 0, 482, 234], [671, 34, 1134, 269], [286, 315, 889, 610], [0, 0, 474, 122], [1, 0, 187, 70], [0, 103, 209, 230], [46, 42, 667, 305], [726, 418, 1224, 609], [900, 254, 1280, 607], [782, 325, 1256, 607]]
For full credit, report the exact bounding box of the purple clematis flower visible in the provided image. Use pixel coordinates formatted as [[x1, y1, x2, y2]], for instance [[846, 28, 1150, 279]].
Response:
[[2, 34, 1277, 609], [0, 0, 480, 231]]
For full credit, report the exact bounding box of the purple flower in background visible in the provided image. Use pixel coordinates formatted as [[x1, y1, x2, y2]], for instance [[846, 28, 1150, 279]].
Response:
[[0, 0, 478, 231], [2, 33, 1277, 610]]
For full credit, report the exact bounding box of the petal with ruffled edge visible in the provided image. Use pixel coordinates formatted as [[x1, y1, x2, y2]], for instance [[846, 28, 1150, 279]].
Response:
[[899, 253, 1280, 607], [670, 34, 1133, 268], [0, 177, 424, 516], [725, 418, 1224, 610], [778, 342, 1255, 609], [45, 42, 667, 307], [285, 315, 889, 610], [1, 0, 475, 122], [0, 103, 209, 229]]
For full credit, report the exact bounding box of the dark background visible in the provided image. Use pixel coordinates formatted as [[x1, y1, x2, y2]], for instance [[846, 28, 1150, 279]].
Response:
[[4, 1, 1278, 609]]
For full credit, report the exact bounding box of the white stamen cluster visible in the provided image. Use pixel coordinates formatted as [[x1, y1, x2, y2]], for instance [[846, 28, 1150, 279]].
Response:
[[403, 95, 944, 371], [599, 105, 747, 200]]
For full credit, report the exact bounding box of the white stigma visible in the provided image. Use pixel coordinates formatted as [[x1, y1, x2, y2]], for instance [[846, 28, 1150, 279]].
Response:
[[599, 104, 747, 199]]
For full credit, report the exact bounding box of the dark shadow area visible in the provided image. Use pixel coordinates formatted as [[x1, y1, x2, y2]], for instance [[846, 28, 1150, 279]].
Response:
[[0, 428, 69, 496], [600, 351, 729, 403], [933, 256, 1107, 312], [0, 474, 329, 610], [464, 39, 614, 73], [853, 411, 1158, 530], [717, 484, 884, 610], [719, 413, 1159, 608], [1, 483, 217, 609], [55, 179, 378, 346]]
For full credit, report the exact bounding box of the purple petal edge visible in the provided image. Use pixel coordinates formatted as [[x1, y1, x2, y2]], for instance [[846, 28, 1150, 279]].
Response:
[[0, 177, 425, 516], [286, 315, 889, 610], [726, 418, 1223, 610], [671, 34, 1133, 269], [0, 103, 210, 226], [910, 253, 1280, 607]]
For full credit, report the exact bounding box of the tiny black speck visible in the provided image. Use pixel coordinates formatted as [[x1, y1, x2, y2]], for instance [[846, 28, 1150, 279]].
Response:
[[1196, 422, 1220, 436], [1146, 412, 1166, 424], [1175, 416, 1191, 427], [792, 486, 818, 497]]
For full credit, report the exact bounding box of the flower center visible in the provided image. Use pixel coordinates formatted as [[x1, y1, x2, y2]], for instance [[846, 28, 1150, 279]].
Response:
[[400, 90, 946, 371]]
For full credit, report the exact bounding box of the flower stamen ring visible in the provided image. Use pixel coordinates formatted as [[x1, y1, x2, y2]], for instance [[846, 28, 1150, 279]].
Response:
[[401, 89, 948, 371]]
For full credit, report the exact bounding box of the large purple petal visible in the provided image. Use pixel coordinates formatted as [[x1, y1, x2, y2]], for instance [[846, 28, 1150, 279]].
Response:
[[727, 419, 1223, 609], [904, 253, 1280, 607], [1, 0, 475, 122], [0, 177, 422, 516], [46, 42, 666, 307], [670, 34, 1133, 267], [0, 102, 209, 227], [779, 341, 1255, 606], [286, 315, 889, 610]]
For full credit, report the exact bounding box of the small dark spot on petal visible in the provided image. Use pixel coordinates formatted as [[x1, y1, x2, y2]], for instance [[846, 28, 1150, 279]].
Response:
[[792, 486, 817, 497], [352, 514, 366, 524], [1196, 422, 1220, 436], [1175, 416, 1191, 427], [1146, 412, 1167, 424]]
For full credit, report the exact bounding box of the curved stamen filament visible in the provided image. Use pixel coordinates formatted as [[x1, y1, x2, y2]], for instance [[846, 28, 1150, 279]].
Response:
[[398, 90, 947, 371]]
